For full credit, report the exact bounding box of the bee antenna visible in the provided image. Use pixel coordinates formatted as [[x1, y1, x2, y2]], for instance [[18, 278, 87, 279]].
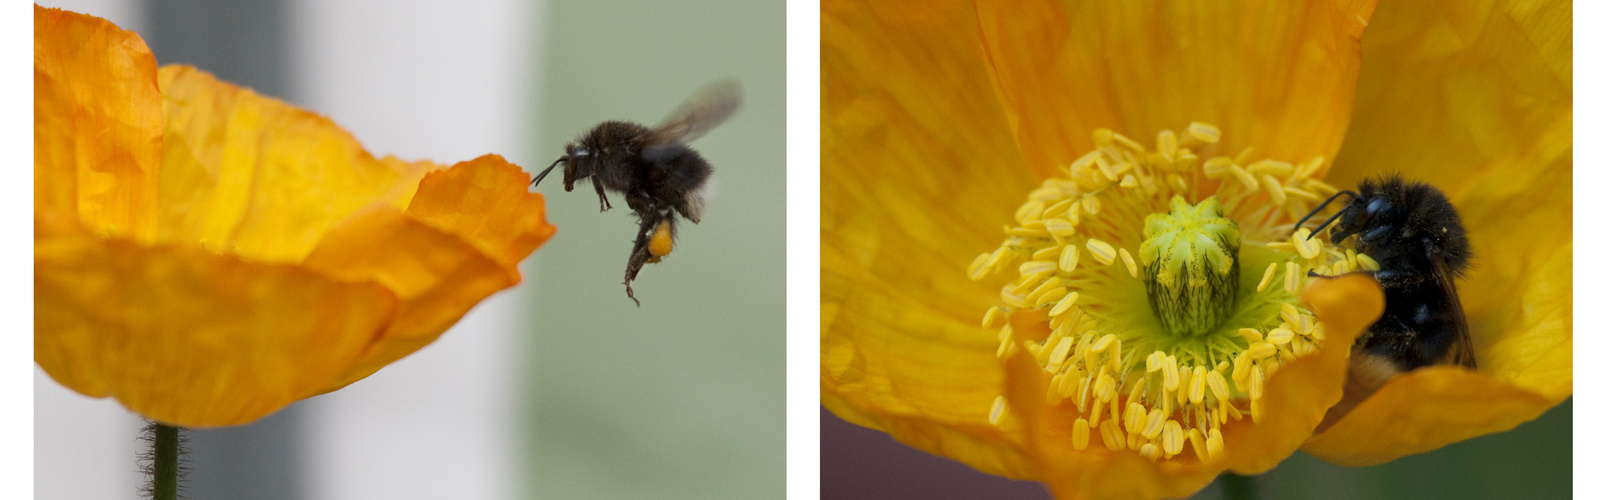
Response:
[[1294, 190, 1359, 239], [532, 157, 565, 186]]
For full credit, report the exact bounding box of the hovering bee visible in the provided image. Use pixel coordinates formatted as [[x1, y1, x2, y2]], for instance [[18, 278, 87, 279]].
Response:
[[534, 79, 741, 305], [1297, 175, 1476, 391]]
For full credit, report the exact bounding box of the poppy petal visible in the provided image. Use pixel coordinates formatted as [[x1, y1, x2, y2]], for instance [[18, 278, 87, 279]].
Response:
[[35, 213, 398, 428], [155, 65, 436, 263], [822, 0, 1043, 478], [309, 157, 555, 391], [975, 0, 1377, 178], [1305, 0, 1571, 464], [34, 5, 162, 242]]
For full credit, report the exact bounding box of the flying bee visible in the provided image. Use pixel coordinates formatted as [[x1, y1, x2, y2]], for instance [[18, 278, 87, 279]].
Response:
[[534, 79, 741, 305], [1297, 175, 1476, 392]]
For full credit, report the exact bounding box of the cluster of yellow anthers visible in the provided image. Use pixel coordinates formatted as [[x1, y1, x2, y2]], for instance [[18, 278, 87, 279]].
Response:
[[970, 123, 1374, 463]]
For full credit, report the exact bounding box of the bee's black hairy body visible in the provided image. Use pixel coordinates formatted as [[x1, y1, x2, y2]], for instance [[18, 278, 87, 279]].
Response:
[[561, 120, 712, 222], [1331, 176, 1470, 288], [1306, 175, 1475, 388], [532, 79, 740, 305]]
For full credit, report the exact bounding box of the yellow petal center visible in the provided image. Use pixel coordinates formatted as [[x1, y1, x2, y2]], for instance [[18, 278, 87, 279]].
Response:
[[973, 123, 1377, 462]]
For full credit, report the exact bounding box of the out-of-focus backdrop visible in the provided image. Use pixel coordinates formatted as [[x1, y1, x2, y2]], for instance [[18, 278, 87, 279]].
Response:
[[527, 0, 785, 498], [33, 0, 784, 499]]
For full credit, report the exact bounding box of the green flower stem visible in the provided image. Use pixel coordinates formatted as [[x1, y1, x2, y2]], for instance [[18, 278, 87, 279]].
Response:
[[147, 422, 181, 500]]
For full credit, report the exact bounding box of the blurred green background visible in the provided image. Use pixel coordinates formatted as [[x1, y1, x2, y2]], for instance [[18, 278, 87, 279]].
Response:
[[525, 0, 785, 498]]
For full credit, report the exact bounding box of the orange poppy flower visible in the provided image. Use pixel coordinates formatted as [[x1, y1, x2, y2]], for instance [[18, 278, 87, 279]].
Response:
[[822, 0, 1568, 497], [34, 5, 557, 428]]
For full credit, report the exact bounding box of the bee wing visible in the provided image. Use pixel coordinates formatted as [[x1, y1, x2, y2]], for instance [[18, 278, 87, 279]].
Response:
[[645, 78, 743, 147], [1432, 257, 1477, 369]]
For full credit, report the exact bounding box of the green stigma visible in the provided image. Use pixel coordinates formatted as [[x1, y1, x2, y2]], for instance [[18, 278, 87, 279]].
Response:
[[1139, 196, 1240, 337]]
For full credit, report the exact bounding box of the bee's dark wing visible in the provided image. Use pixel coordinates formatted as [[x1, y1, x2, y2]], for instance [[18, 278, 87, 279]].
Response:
[[644, 78, 743, 147], [1431, 257, 1477, 369]]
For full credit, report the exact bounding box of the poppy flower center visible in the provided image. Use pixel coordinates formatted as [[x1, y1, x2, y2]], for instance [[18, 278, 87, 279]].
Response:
[[972, 123, 1373, 462]]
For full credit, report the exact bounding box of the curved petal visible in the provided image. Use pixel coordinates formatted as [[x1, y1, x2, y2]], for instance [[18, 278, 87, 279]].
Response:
[[1301, 367, 1556, 467], [1303, 248, 1571, 465], [1310, 0, 1571, 461], [822, 0, 1041, 478], [155, 65, 435, 263], [1010, 275, 1379, 499], [34, 5, 162, 242], [35, 212, 398, 428], [309, 157, 556, 391], [976, 0, 1376, 178]]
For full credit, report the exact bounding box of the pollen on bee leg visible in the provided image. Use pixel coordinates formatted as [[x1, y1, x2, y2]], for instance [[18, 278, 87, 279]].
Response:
[[989, 396, 1008, 425]]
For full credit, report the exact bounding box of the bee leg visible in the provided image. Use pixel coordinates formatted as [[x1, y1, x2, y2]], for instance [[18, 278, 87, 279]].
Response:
[[594, 181, 613, 211], [621, 212, 660, 306]]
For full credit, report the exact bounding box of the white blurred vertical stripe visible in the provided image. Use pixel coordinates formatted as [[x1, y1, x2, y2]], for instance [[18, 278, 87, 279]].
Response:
[[287, 1, 541, 500]]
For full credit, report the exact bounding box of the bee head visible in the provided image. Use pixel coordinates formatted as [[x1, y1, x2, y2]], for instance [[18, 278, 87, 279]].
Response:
[[560, 144, 596, 191], [531, 143, 592, 192]]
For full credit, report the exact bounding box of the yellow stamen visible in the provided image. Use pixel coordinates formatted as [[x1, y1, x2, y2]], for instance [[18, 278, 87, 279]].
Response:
[[982, 306, 1003, 329], [1188, 365, 1207, 404], [1139, 443, 1161, 461], [1143, 408, 1166, 439], [1049, 292, 1080, 316], [973, 123, 1338, 464], [1266, 328, 1295, 345], [1073, 417, 1091, 450], [1283, 261, 1303, 295], [1086, 239, 1117, 265], [1091, 419, 1121, 451], [1162, 420, 1185, 456], [1187, 428, 1208, 460], [1256, 262, 1277, 292], [1206, 428, 1225, 459], [989, 396, 1008, 425], [1058, 244, 1081, 273]]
